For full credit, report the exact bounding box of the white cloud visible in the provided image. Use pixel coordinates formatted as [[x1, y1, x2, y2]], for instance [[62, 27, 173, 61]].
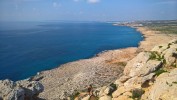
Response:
[[73, 0, 80, 2], [73, 0, 100, 4], [87, 0, 100, 3]]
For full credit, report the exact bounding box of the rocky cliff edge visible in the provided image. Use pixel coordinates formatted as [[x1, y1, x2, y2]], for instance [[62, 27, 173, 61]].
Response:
[[72, 39, 177, 100]]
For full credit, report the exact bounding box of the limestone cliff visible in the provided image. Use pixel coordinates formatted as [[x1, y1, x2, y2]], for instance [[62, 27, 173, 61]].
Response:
[[73, 39, 177, 100]]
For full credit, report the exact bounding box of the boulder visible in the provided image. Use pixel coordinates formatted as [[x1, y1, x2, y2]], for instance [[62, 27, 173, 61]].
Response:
[[0, 79, 44, 100], [16, 80, 44, 98], [138, 60, 162, 76], [123, 77, 141, 90], [98, 86, 107, 97], [114, 76, 130, 85], [124, 52, 161, 77], [142, 68, 177, 100], [112, 86, 128, 98], [0, 79, 15, 98], [0, 79, 24, 100], [112, 91, 132, 100], [124, 73, 155, 90], [99, 95, 112, 100], [6, 87, 24, 100], [124, 52, 151, 77], [162, 47, 177, 67]]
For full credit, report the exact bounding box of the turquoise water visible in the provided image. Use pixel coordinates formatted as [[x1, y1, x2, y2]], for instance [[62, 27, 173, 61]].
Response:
[[0, 22, 143, 81]]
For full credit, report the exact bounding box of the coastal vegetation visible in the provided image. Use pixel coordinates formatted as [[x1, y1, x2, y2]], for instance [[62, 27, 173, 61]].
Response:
[[141, 20, 177, 34], [130, 89, 145, 100], [118, 20, 177, 34]]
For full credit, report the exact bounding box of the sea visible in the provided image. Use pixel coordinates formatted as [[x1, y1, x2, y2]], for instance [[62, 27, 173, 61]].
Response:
[[0, 21, 143, 81]]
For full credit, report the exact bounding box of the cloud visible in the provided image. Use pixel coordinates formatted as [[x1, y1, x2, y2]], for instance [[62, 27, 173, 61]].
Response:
[[73, 0, 100, 4], [87, 0, 100, 3], [73, 0, 80, 2]]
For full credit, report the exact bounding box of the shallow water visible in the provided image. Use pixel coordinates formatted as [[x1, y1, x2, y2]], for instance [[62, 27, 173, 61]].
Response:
[[0, 22, 143, 81]]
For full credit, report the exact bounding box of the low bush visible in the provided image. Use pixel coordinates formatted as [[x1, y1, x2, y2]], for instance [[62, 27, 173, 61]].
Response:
[[130, 89, 145, 100], [154, 69, 167, 76]]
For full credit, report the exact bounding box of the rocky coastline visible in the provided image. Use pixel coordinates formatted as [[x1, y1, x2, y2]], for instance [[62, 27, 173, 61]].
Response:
[[31, 25, 177, 99], [0, 23, 177, 100], [91, 39, 177, 100]]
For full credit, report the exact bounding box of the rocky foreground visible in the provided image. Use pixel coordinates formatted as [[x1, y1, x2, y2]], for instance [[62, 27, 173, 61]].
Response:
[[0, 79, 44, 100], [72, 39, 177, 100]]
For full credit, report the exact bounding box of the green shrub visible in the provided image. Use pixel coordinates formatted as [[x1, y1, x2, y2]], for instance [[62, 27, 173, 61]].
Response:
[[159, 46, 163, 48], [154, 69, 167, 76], [110, 83, 117, 90], [172, 81, 177, 84], [148, 52, 166, 64], [116, 62, 127, 66], [109, 83, 117, 96], [149, 51, 158, 60], [167, 43, 172, 49], [130, 89, 145, 100]]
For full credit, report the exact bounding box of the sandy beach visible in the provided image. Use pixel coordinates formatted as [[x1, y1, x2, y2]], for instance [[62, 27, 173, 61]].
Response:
[[32, 25, 177, 99]]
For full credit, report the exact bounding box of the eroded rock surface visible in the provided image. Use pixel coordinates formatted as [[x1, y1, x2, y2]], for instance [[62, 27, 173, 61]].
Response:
[[75, 39, 177, 100], [142, 68, 177, 100], [0, 79, 44, 100]]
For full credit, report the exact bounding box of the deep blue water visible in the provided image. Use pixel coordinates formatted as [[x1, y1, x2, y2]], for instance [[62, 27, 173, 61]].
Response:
[[0, 22, 143, 81]]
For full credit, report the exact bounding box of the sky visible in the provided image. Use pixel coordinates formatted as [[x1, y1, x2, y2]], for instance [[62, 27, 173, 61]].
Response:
[[0, 0, 177, 21]]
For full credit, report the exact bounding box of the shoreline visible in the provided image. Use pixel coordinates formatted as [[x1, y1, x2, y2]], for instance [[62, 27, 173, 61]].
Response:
[[32, 26, 144, 99], [136, 26, 177, 51], [36, 47, 138, 99], [34, 25, 176, 99], [1, 24, 176, 99]]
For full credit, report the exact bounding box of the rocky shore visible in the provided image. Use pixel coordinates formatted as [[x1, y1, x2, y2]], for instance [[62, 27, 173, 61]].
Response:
[[35, 47, 138, 99], [87, 39, 177, 100], [0, 23, 177, 100], [34, 25, 177, 99]]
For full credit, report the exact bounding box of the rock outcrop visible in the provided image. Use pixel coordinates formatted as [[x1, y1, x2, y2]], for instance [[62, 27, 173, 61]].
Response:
[[113, 39, 177, 100], [0, 79, 44, 100], [111, 40, 177, 100], [71, 39, 177, 100], [142, 68, 177, 100]]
